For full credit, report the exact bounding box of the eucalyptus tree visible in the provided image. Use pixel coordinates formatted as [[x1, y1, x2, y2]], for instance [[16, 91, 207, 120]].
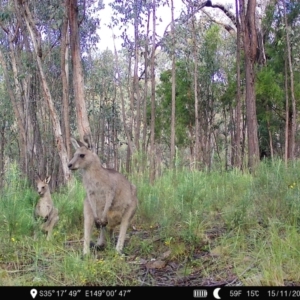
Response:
[[0, 71, 14, 188], [109, 0, 150, 153], [201, 1, 260, 170], [231, 0, 242, 168], [141, 4, 151, 159], [181, 0, 201, 167], [84, 49, 122, 169], [282, 0, 297, 163], [19, 1, 71, 182], [0, 0, 67, 184], [0, 1, 34, 179], [112, 42, 135, 173], [109, 0, 166, 180], [157, 17, 233, 170], [0, 0, 103, 186], [149, 0, 157, 183], [156, 62, 195, 152], [256, 0, 300, 161], [207, 1, 265, 170], [239, 0, 260, 170], [170, 0, 176, 167], [67, 0, 100, 147], [158, 0, 239, 169], [61, 0, 71, 158]]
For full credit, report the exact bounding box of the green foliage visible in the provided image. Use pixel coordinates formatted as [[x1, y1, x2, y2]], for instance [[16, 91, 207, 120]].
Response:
[[0, 163, 35, 239], [255, 66, 285, 156], [256, 67, 284, 106], [156, 62, 194, 146], [200, 24, 222, 80], [255, 1, 300, 158], [220, 76, 237, 106], [155, 23, 231, 156]]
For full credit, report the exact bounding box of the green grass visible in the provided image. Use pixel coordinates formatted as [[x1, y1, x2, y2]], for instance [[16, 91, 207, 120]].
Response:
[[1, 159, 300, 286]]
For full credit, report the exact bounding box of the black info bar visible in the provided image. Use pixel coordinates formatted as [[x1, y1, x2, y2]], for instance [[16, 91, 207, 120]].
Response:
[[1, 286, 299, 299]]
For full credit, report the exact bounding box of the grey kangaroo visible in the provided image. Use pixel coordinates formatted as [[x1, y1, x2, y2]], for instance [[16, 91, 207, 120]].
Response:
[[35, 176, 59, 240], [68, 136, 138, 255]]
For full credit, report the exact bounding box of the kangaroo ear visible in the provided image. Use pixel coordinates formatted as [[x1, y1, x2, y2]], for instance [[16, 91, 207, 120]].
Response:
[[45, 176, 51, 184], [83, 134, 93, 150], [71, 137, 87, 149]]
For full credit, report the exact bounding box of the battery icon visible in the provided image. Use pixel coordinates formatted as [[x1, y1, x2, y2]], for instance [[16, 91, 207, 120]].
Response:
[[193, 289, 208, 298]]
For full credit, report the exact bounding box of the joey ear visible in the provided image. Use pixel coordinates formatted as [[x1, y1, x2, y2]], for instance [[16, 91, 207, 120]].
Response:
[[45, 176, 51, 184]]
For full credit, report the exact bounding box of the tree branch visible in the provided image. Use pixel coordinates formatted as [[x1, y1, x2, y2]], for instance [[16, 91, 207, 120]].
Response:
[[210, 2, 237, 28], [202, 10, 236, 35]]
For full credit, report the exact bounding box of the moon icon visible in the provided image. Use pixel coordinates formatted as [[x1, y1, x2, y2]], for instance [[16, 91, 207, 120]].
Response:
[[213, 288, 221, 299]]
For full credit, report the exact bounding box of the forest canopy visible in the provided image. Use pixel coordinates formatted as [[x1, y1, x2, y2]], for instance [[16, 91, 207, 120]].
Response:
[[0, 0, 300, 188]]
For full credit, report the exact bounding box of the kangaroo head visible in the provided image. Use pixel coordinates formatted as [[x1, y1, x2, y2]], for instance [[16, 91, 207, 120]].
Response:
[[36, 176, 51, 196], [68, 137, 96, 171]]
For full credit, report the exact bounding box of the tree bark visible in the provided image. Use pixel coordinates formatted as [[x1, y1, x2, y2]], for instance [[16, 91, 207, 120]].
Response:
[[61, 1, 71, 159], [67, 0, 93, 146], [21, 1, 71, 183], [240, 0, 259, 171], [112, 33, 135, 166], [142, 6, 151, 158], [150, 0, 156, 184], [170, 0, 176, 168], [0, 50, 26, 172], [283, 1, 296, 161], [191, 5, 200, 168], [234, 0, 242, 169], [133, 0, 141, 151]]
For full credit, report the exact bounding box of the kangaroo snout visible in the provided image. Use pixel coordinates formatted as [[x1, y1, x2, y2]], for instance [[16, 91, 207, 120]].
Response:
[[68, 162, 77, 170]]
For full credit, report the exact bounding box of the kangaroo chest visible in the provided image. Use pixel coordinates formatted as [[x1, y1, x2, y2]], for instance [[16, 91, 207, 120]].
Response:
[[35, 198, 52, 219], [84, 178, 117, 215], [83, 175, 113, 198]]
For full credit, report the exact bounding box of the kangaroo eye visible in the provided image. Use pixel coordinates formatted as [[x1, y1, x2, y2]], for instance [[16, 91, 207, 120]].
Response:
[[80, 154, 85, 158]]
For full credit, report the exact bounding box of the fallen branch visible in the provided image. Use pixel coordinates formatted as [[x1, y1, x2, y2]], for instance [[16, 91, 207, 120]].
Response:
[[6, 267, 35, 273]]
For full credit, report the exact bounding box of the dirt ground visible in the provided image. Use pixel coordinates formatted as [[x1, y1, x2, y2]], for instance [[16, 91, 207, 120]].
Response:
[[117, 229, 300, 287]]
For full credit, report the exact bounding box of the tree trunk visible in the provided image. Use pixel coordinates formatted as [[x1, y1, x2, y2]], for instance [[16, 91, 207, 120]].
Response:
[[234, 0, 242, 168], [142, 7, 151, 167], [283, 1, 296, 161], [191, 6, 200, 169], [133, 0, 141, 151], [150, 0, 156, 184], [127, 52, 134, 171], [112, 33, 135, 170], [67, 0, 93, 146], [61, 1, 71, 159], [266, 117, 274, 159], [21, 1, 71, 183], [284, 56, 289, 166], [0, 50, 26, 173], [112, 97, 118, 169], [170, 0, 176, 168], [240, 0, 259, 171]]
